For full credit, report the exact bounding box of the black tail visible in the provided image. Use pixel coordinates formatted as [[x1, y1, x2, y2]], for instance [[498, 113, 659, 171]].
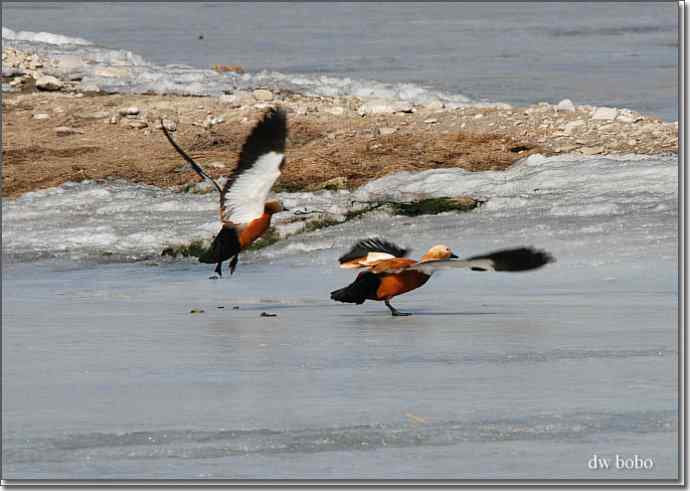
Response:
[[160, 119, 223, 194], [330, 272, 381, 304], [199, 227, 241, 264], [467, 247, 554, 272]]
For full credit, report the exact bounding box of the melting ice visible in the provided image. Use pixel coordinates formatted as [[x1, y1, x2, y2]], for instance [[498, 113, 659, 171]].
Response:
[[2, 154, 678, 268]]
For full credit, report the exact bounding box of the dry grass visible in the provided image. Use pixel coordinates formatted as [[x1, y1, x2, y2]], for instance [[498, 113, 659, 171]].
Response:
[[0, 92, 551, 197]]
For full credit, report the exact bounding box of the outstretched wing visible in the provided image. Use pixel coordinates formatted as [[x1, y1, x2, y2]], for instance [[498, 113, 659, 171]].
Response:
[[160, 120, 223, 194], [411, 247, 554, 274], [338, 238, 410, 269], [221, 108, 287, 225]]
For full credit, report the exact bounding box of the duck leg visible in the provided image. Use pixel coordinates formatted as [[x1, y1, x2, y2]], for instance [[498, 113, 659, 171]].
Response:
[[385, 299, 411, 317], [229, 255, 239, 275], [211, 261, 223, 279]]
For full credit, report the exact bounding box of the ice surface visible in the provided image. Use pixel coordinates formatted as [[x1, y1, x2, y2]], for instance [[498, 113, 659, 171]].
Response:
[[2, 154, 678, 270]]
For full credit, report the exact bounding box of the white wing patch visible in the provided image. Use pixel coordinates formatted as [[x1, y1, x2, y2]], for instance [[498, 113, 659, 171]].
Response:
[[411, 258, 496, 275], [339, 252, 396, 269], [222, 151, 284, 225]]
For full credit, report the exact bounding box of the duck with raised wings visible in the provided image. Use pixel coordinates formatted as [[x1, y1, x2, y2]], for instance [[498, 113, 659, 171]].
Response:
[[331, 238, 554, 316], [161, 108, 288, 277]]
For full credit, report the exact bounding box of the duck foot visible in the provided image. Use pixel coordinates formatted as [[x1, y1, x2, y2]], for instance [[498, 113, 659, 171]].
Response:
[[385, 300, 412, 317]]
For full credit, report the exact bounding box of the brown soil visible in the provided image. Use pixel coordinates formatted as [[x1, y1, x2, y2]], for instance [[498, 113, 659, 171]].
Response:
[[2, 92, 677, 198]]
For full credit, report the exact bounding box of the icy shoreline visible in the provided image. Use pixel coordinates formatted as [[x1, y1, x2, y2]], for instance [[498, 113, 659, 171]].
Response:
[[2, 152, 678, 266]]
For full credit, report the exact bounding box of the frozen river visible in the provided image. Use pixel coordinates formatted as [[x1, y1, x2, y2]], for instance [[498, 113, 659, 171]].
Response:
[[2, 153, 679, 479]]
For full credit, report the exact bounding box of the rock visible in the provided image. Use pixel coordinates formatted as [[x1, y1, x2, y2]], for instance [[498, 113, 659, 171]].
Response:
[[202, 115, 225, 129], [175, 163, 194, 174], [557, 144, 579, 152], [494, 102, 513, 110], [308, 176, 349, 191], [55, 55, 86, 72], [78, 83, 101, 93], [563, 120, 584, 134], [155, 119, 176, 131], [291, 104, 308, 115], [556, 98, 576, 112], [32, 113, 50, 120], [93, 66, 130, 78], [207, 161, 226, 169], [253, 89, 273, 101], [128, 120, 148, 129], [55, 126, 83, 136], [324, 106, 345, 116], [591, 107, 618, 120], [126, 106, 140, 116], [617, 114, 641, 124], [357, 99, 414, 116], [220, 90, 255, 107], [35, 75, 63, 91], [424, 118, 438, 124], [77, 110, 110, 120], [211, 63, 245, 74], [426, 100, 445, 111], [378, 127, 397, 136], [473, 113, 484, 119], [579, 146, 604, 156], [109, 115, 120, 125]]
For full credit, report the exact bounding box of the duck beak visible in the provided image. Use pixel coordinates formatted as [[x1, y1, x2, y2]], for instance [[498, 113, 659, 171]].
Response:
[[450, 253, 459, 259]]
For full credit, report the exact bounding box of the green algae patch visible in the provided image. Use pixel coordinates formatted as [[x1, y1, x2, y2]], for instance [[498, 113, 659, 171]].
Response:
[[345, 196, 482, 221], [390, 196, 481, 216], [161, 239, 211, 258], [301, 216, 342, 233]]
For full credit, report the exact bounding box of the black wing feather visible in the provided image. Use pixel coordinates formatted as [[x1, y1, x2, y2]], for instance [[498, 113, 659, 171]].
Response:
[[160, 120, 223, 194], [466, 247, 554, 272], [220, 108, 287, 204], [338, 237, 410, 264]]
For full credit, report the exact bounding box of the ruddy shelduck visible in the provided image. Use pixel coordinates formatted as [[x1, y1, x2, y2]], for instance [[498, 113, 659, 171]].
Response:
[[331, 238, 554, 316], [162, 108, 288, 277]]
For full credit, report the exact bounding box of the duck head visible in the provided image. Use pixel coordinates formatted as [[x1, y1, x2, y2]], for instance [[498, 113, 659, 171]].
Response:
[[420, 244, 458, 262], [264, 199, 287, 214]]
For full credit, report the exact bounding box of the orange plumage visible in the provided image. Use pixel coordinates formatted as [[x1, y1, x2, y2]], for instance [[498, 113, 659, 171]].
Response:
[[375, 270, 431, 300], [238, 212, 271, 249]]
